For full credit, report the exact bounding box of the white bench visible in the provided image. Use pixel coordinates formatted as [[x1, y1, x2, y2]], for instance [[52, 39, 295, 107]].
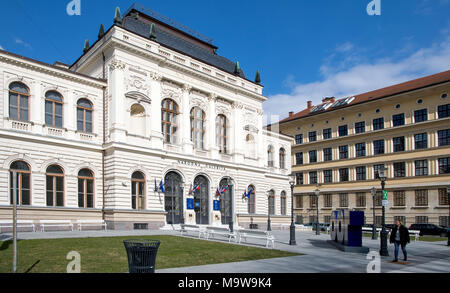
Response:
[[362, 227, 420, 242], [76, 219, 107, 231], [295, 224, 313, 231], [237, 229, 275, 248], [205, 226, 237, 243], [0, 220, 35, 232], [39, 220, 74, 232], [180, 224, 206, 238]]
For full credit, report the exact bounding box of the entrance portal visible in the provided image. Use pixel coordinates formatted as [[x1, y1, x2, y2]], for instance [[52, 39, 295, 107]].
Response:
[[193, 175, 209, 225], [219, 178, 232, 225], [164, 171, 184, 224]]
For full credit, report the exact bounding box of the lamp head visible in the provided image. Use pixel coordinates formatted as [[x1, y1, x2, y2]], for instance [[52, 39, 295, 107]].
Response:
[[289, 174, 295, 186], [378, 166, 387, 181]]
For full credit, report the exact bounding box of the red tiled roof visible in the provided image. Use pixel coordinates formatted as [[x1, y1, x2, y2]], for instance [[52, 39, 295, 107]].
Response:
[[279, 70, 450, 124]]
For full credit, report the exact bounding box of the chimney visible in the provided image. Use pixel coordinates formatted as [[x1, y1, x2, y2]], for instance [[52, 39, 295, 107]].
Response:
[[289, 111, 294, 117], [322, 97, 336, 104], [307, 101, 313, 109]]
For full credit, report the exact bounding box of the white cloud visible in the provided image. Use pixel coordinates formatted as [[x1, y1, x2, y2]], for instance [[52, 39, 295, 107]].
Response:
[[264, 37, 450, 120], [15, 38, 31, 49]]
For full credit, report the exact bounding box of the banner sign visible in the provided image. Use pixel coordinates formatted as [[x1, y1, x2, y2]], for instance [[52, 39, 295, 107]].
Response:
[[213, 200, 220, 211], [187, 198, 194, 210]]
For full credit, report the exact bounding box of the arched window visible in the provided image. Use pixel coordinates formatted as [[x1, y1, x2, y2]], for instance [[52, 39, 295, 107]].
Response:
[[280, 191, 287, 216], [267, 145, 274, 167], [268, 190, 275, 215], [190, 107, 205, 149], [161, 99, 179, 144], [247, 185, 256, 214], [78, 169, 94, 208], [10, 161, 31, 206], [45, 91, 63, 128], [131, 171, 145, 210], [279, 148, 286, 169], [77, 99, 93, 133], [9, 82, 30, 122], [46, 165, 64, 207], [130, 104, 146, 137], [216, 114, 227, 154]]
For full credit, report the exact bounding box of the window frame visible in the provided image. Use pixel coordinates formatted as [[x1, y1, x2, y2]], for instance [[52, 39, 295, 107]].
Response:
[[216, 114, 227, 153], [45, 91, 64, 128], [161, 99, 179, 144], [46, 165, 65, 207], [9, 82, 30, 122], [131, 171, 146, 210], [77, 99, 94, 133], [77, 169, 95, 208], [9, 161, 32, 206], [190, 107, 206, 150]]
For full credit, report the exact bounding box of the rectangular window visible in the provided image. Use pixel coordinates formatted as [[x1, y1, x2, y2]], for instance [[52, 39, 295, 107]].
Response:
[[296, 215, 303, 224], [323, 194, 332, 208], [355, 121, 366, 134], [373, 140, 385, 155], [309, 195, 317, 208], [439, 157, 450, 174], [309, 171, 318, 185], [338, 125, 348, 137], [309, 131, 317, 142], [339, 145, 349, 159], [295, 195, 303, 208], [373, 164, 385, 179], [373, 117, 384, 130], [309, 150, 317, 163], [415, 190, 428, 206], [375, 216, 383, 226], [309, 215, 318, 224], [414, 133, 428, 149], [324, 216, 331, 224], [296, 173, 304, 185], [356, 192, 366, 207], [323, 170, 333, 183], [394, 216, 406, 226], [393, 136, 405, 152], [355, 143, 366, 157], [339, 193, 348, 207], [415, 160, 428, 176], [439, 188, 449, 205], [356, 166, 366, 181], [394, 191, 406, 207], [392, 113, 405, 127], [439, 216, 449, 227], [339, 168, 349, 182], [295, 152, 303, 165], [438, 129, 450, 146], [438, 104, 450, 119], [374, 191, 383, 207], [414, 109, 428, 123], [415, 216, 428, 224], [323, 128, 332, 139], [323, 148, 333, 161], [295, 134, 303, 145], [394, 162, 406, 177]]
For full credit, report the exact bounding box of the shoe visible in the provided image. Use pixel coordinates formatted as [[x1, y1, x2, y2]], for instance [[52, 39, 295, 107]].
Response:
[[392, 259, 398, 262], [404, 258, 407, 261]]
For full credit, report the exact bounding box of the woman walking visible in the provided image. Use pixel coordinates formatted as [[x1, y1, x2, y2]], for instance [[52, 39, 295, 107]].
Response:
[[389, 220, 410, 262]]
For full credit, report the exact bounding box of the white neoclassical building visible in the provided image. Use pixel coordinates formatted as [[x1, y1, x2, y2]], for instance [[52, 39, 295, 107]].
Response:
[[0, 4, 292, 230]]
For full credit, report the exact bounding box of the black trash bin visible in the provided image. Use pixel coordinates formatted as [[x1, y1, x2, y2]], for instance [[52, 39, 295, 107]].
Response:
[[123, 239, 161, 273]]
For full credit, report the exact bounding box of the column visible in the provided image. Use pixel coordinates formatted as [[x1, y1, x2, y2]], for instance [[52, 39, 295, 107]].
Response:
[[233, 102, 244, 162], [108, 59, 127, 143], [149, 71, 163, 149], [181, 84, 193, 154], [208, 94, 219, 159]]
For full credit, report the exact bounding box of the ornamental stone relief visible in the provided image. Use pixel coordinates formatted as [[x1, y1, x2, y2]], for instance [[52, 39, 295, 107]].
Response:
[[125, 74, 150, 97], [161, 81, 182, 105], [109, 59, 126, 71]]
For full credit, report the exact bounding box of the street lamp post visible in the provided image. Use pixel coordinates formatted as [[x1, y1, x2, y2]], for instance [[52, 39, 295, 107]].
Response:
[[267, 191, 272, 231], [314, 188, 320, 235], [371, 187, 378, 240], [377, 167, 389, 256], [289, 175, 296, 245]]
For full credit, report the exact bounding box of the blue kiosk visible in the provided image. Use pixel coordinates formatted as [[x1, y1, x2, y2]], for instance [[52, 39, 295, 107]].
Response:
[[329, 209, 369, 253]]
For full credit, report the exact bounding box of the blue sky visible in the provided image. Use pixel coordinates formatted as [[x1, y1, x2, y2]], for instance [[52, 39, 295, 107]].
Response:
[[1, 0, 449, 120]]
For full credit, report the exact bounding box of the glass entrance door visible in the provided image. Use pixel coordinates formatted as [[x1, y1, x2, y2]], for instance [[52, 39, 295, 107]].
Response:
[[164, 172, 184, 224], [194, 175, 209, 225]]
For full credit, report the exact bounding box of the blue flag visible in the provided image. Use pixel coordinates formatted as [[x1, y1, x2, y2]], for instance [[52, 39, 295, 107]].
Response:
[[159, 180, 165, 193], [154, 179, 158, 192]]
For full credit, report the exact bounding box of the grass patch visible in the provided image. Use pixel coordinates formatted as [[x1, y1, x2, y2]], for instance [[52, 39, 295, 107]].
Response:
[[0, 235, 299, 273], [362, 233, 447, 242]]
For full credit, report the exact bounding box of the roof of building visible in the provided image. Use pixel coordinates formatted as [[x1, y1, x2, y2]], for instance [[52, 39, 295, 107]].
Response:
[[122, 5, 246, 79], [279, 70, 450, 124]]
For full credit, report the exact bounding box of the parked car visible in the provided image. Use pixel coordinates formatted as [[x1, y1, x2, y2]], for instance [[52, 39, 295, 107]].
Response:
[[409, 224, 448, 237], [311, 223, 329, 231]]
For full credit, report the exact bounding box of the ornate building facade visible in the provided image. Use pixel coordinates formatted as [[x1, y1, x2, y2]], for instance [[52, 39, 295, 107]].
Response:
[[0, 4, 292, 230]]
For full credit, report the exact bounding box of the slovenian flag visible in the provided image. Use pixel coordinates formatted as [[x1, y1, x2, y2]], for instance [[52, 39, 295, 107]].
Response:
[[243, 187, 254, 199], [159, 180, 165, 193], [193, 184, 201, 192]]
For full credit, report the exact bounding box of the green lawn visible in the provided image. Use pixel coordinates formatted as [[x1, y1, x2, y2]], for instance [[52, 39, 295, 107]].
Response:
[[0, 235, 299, 273], [362, 233, 447, 242]]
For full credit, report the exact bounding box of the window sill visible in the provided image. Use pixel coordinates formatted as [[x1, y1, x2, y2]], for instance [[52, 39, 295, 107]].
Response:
[[390, 206, 407, 209], [411, 206, 430, 209], [435, 206, 450, 209]]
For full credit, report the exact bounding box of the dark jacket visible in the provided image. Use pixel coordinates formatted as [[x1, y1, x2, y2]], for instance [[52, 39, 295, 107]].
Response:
[[389, 225, 410, 245]]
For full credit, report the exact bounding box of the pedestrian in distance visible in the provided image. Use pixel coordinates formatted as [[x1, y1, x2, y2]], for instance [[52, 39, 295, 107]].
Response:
[[389, 219, 410, 262]]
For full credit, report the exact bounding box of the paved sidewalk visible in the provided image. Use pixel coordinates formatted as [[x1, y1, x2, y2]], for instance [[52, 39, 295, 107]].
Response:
[[157, 231, 450, 273], [1, 229, 448, 273]]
